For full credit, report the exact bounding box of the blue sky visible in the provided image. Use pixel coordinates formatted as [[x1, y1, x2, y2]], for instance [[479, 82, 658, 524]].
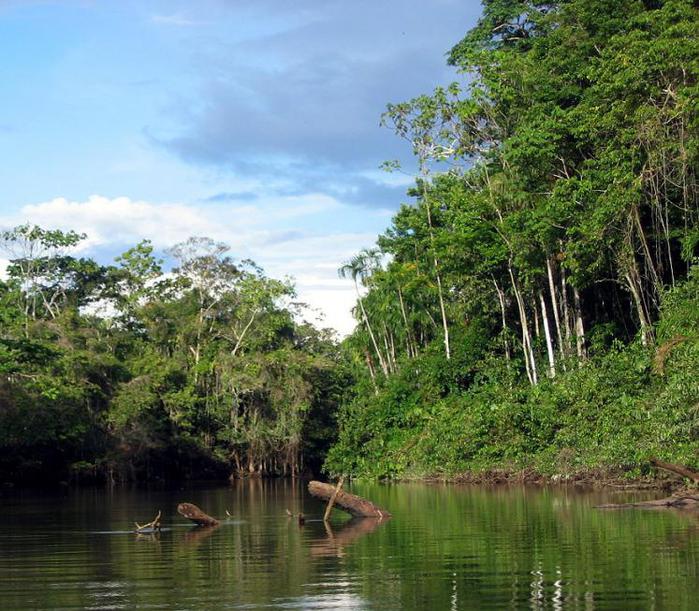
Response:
[[0, 0, 482, 334]]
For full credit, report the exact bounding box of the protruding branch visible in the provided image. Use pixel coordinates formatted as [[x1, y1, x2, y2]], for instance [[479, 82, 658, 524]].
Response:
[[134, 510, 162, 532], [324, 476, 345, 521]]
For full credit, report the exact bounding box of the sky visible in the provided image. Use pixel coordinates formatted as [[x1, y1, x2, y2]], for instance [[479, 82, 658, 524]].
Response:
[[0, 0, 482, 335]]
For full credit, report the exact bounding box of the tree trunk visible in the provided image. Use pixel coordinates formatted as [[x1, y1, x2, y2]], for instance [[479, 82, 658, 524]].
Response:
[[539, 290, 556, 378], [560, 254, 573, 355], [573, 286, 587, 360], [493, 279, 511, 362], [624, 269, 651, 347], [308, 481, 391, 518], [397, 286, 415, 359], [364, 349, 378, 394], [509, 265, 537, 385], [177, 502, 220, 526], [356, 280, 389, 376], [546, 258, 565, 361], [423, 190, 450, 361]]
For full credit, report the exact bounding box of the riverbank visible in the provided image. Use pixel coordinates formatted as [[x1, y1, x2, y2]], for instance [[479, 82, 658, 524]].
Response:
[[410, 468, 677, 491]]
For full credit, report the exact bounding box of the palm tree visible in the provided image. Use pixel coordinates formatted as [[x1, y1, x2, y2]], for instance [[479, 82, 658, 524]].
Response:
[[339, 249, 389, 377]]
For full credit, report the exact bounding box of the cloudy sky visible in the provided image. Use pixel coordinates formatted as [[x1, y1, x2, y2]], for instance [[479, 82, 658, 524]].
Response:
[[0, 0, 481, 334]]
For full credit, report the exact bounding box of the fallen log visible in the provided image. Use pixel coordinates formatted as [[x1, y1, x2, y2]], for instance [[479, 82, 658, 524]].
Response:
[[177, 502, 220, 526], [596, 494, 699, 510], [308, 481, 391, 518], [650, 458, 699, 483]]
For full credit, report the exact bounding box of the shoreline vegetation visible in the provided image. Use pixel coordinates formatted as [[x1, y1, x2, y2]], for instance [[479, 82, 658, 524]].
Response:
[[0, 232, 347, 485], [324, 0, 699, 487], [1, 0, 698, 489]]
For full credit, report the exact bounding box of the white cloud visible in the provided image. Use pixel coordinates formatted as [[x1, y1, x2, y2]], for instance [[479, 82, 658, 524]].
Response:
[[0, 195, 367, 335]]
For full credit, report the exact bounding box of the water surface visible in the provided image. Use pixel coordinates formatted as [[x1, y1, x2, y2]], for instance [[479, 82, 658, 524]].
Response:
[[2, 481, 698, 609]]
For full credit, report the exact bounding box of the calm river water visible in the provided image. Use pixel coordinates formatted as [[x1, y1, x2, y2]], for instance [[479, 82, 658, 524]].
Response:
[[2, 480, 698, 609]]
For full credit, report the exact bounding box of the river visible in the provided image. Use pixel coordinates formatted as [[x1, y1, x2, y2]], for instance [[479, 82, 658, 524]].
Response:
[[2, 480, 698, 609]]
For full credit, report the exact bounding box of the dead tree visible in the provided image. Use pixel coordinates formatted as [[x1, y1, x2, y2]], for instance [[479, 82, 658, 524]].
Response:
[[308, 481, 391, 518], [177, 502, 220, 526]]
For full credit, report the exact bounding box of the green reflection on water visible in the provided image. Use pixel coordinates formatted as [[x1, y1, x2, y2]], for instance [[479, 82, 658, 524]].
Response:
[[2, 481, 698, 609]]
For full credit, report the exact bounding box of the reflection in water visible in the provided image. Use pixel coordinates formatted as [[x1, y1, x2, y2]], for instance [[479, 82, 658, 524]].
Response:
[[134, 531, 161, 544], [1, 481, 699, 609], [310, 517, 389, 558], [182, 524, 220, 546]]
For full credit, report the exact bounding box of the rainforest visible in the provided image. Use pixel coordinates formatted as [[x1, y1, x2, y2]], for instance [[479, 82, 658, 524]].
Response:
[[1, 0, 697, 486]]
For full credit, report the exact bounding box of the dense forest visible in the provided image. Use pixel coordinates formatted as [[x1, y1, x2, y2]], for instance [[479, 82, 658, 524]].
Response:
[[1, 0, 697, 485], [326, 0, 699, 480], [0, 229, 347, 483]]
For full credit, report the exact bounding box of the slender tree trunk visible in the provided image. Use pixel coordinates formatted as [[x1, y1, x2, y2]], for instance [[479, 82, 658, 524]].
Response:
[[493, 278, 511, 362], [364, 349, 379, 395], [397, 286, 415, 359], [539, 290, 556, 378], [509, 265, 537, 385], [633, 205, 662, 308], [572, 286, 587, 359], [624, 269, 652, 346], [423, 184, 450, 361], [560, 263, 573, 355], [546, 258, 565, 361], [434, 268, 451, 360], [382, 326, 392, 373], [356, 280, 388, 376], [381, 324, 396, 373]]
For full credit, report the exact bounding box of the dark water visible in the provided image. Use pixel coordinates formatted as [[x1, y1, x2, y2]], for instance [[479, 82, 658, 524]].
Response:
[[2, 481, 698, 609]]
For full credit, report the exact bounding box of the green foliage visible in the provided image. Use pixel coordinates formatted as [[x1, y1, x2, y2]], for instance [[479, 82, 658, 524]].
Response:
[[328, 275, 699, 479], [0, 231, 345, 484], [328, 0, 699, 481]]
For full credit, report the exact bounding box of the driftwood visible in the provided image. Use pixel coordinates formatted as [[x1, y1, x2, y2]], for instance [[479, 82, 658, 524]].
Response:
[[650, 458, 699, 483], [596, 494, 699, 510], [308, 480, 391, 518], [177, 502, 220, 526], [134, 510, 161, 532]]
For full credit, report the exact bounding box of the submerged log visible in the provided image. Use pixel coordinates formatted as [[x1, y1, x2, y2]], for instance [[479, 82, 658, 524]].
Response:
[[177, 502, 220, 526], [596, 494, 699, 510], [308, 481, 391, 518]]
